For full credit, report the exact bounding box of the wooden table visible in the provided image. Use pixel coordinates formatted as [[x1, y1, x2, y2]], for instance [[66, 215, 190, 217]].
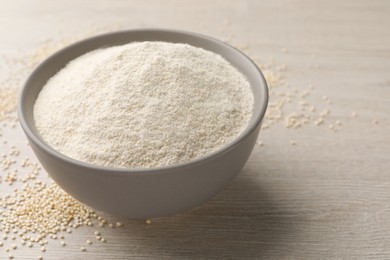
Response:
[[1, 0, 389, 259]]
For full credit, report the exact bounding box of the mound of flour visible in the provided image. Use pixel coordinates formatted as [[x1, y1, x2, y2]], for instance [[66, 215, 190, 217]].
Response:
[[33, 42, 254, 168]]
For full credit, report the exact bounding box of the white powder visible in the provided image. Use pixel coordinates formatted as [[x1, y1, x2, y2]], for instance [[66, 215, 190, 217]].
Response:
[[33, 42, 254, 168]]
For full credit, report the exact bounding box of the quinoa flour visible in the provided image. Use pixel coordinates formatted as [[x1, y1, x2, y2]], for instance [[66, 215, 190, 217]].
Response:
[[33, 42, 254, 168]]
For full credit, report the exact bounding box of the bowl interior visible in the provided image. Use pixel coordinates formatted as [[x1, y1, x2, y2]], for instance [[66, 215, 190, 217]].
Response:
[[19, 29, 268, 172]]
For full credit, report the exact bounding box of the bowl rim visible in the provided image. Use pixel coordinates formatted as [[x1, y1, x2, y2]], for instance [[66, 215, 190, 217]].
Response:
[[18, 28, 268, 174]]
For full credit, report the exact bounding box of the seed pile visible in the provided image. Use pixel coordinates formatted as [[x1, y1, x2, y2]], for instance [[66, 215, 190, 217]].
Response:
[[0, 146, 122, 259], [0, 143, 123, 259], [0, 177, 121, 258]]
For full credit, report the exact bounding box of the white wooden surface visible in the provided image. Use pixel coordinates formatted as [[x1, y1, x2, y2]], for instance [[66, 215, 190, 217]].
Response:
[[1, 0, 390, 259]]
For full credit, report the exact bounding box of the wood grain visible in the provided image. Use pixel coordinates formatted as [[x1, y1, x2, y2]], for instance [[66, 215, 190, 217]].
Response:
[[0, 0, 389, 259]]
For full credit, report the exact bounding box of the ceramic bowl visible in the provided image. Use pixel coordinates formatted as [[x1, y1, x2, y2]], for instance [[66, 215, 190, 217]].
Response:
[[18, 29, 268, 218]]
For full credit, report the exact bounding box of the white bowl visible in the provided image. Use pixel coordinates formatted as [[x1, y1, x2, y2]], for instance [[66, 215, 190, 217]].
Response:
[[18, 29, 268, 218]]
